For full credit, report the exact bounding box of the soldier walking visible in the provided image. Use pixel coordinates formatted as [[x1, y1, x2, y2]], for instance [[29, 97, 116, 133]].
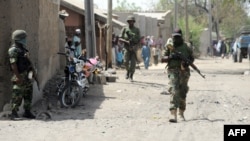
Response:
[[119, 15, 141, 81], [162, 28, 194, 122]]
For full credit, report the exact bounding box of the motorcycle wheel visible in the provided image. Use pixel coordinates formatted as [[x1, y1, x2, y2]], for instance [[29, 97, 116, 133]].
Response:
[[59, 82, 83, 108]]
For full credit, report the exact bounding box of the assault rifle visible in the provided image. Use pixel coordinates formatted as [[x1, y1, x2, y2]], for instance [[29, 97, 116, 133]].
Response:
[[162, 43, 205, 79], [174, 52, 205, 79], [118, 32, 140, 69], [27, 57, 40, 91], [23, 48, 40, 91]]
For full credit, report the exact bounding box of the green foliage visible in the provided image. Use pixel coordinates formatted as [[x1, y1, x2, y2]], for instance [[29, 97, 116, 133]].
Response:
[[155, 0, 174, 11], [178, 16, 203, 55], [114, 0, 142, 11]]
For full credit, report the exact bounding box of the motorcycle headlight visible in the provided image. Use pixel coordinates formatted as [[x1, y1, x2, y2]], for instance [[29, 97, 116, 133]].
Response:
[[76, 63, 83, 72]]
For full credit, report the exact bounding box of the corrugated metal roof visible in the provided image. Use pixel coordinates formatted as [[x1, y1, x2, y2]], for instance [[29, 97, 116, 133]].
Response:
[[61, 0, 126, 28]]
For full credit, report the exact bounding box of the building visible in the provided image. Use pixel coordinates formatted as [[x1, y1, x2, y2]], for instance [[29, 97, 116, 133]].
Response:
[[0, 0, 126, 111], [0, 0, 61, 111], [60, 0, 126, 60]]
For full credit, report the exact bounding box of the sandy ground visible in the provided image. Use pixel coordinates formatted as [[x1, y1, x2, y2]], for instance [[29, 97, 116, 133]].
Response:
[[0, 56, 250, 141]]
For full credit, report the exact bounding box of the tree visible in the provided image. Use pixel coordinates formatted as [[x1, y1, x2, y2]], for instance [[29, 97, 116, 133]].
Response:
[[113, 0, 142, 11]]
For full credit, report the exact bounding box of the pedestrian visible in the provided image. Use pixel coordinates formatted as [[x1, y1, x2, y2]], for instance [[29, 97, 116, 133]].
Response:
[[65, 37, 75, 63], [112, 34, 119, 66], [220, 39, 227, 59], [150, 36, 158, 65], [156, 35, 163, 61], [116, 47, 123, 68], [141, 40, 151, 69], [8, 30, 37, 120], [162, 28, 195, 123], [73, 28, 82, 58], [119, 15, 141, 82]]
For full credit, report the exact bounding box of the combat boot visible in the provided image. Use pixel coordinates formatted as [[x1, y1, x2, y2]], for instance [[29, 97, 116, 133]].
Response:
[[125, 71, 129, 79], [10, 110, 20, 120], [169, 109, 177, 123], [23, 110, 36, 119], [178, 109, 185, 121], [129, 73, 134, 82]]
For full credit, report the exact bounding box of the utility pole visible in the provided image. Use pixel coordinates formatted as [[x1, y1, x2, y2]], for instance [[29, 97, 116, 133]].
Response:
[[208, 0, 213, 56], [215, 0, 220, 40], [184, 0, 189, 42], [174, 0, 178, 29], [106, 0, 112, 68], [85, 0, 96, 58]]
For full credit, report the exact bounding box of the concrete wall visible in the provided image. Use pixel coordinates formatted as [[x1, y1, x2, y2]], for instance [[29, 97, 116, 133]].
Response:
[[0, 0, 60, 111], [0, 0, 12, 111]]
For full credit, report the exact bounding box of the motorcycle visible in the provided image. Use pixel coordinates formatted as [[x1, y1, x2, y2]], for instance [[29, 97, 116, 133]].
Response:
[[79, 55, 103, 90], [56, 52, 87, 108]]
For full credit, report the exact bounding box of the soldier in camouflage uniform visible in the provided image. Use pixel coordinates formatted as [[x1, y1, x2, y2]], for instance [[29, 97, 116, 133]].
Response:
[[162, 28, 194, 122], [119, 15, 140, 81], [8, 30, 36, 120]]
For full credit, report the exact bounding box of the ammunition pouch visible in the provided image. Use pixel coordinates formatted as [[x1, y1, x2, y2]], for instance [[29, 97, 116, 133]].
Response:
[[17, 55, 31, 73]]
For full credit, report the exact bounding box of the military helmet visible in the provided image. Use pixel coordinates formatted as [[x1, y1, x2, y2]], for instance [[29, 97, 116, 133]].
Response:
[[12, 30, 27, 41], [172, 28, 182, 37], [126, 15, 136, 22]]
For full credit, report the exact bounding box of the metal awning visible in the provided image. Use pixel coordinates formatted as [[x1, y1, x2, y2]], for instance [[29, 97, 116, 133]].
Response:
[[61, 0, 126, 29]]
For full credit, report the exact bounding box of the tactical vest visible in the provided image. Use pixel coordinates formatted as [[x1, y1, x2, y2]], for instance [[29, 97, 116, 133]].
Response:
[[167, 43, 193, 69], [15, 46, 31, 73]]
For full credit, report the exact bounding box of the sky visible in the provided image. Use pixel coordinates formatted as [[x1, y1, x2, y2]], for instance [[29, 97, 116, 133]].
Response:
[[93, 0, 155, 10]]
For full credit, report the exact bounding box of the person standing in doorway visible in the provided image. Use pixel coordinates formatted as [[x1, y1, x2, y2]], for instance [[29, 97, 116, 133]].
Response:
[[119, 15, 140, 82]]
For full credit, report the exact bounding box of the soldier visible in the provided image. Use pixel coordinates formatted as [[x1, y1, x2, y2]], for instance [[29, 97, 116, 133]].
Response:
[[8, 30, 37, 120], [119, 15, 141, 81], [162, 28, 194, 122]]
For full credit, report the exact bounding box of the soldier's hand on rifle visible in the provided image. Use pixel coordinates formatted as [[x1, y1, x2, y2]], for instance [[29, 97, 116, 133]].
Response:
[[169, 53, 179, 60], [181, 61, 189, 68], [15, 76, 23, 84]]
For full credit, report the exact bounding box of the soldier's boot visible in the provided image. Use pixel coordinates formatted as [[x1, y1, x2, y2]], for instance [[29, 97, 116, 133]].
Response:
[[169, 109, 177, 123], [10, 110, 20, 120], [23, 110, 36, 119], [129, 73, 134, 82], [178, 109, 185, 121], [125, 71, 130, 79]]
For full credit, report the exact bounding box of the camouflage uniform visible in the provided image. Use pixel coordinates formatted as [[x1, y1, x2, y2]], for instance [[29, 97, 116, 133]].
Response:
[[120, 15, 140, 81], [163, 29, 194, 122], [8, 30, 35, 120]]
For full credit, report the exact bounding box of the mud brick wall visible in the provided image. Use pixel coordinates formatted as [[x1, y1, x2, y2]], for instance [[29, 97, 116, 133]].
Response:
[[0, 0, 60, 111]]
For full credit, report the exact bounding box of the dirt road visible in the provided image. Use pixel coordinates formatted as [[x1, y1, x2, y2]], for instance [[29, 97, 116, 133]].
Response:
[[0, 57, 249, 141]]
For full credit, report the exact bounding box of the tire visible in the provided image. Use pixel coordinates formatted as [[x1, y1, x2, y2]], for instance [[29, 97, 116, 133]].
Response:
[[233, 52, 237, 62], [237, 48, 242, 63], [56, 79, 65, 97], [59, 82, 83, 108]]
